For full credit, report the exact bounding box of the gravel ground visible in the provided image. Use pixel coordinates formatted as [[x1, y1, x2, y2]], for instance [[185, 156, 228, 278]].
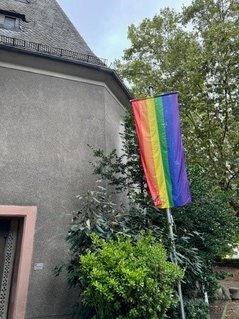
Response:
[[209, 301, 228, 319], [224, 301, 239, 319]]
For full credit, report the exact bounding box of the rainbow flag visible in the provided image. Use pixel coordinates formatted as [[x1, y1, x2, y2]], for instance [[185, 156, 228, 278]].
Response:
[[131, 92, 191, 208]]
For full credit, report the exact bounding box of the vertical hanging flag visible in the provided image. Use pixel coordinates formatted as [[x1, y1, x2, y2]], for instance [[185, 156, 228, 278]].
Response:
[[131, 92, 191, 208]]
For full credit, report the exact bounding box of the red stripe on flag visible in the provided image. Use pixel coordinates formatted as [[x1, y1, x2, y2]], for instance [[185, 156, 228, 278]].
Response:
[[132, 100, 162, 206]]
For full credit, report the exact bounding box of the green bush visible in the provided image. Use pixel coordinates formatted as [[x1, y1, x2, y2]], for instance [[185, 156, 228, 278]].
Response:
[[168, 298, 209, 319], [80, 233, 184, 319]]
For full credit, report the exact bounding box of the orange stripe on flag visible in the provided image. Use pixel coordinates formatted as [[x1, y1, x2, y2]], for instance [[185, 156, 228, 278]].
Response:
[[135, 100, 162, 206]]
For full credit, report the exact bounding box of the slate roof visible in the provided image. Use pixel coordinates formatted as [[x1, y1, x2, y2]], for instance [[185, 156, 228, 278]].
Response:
[[0, 0, 105, 65]]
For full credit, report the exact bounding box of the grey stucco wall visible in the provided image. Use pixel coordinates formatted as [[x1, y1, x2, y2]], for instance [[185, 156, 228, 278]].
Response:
[[0, 65, 125, 318], [105, 87, 125, 153]]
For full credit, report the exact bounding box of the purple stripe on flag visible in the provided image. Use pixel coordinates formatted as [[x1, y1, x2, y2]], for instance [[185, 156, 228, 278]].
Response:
[[162, 94, 191, 206]]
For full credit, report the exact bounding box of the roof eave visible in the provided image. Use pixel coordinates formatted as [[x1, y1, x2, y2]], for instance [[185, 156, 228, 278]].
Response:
[[0, 44, 133, 102]]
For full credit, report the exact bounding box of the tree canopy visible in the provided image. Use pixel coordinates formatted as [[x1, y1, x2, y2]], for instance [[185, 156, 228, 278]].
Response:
[[115, 0, 239, 212]]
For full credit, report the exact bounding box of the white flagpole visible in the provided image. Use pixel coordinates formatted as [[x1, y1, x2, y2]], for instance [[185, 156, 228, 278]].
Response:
[[166, 208, 186, 319], [149, 86, 186, 319]]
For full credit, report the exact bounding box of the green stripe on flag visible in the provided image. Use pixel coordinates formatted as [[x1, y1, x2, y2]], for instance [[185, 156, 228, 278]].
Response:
[[154, 97, 174, 207]]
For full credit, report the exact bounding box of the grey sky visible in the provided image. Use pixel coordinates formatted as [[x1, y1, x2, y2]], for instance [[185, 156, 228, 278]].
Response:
[[56, 0, 192, 64]]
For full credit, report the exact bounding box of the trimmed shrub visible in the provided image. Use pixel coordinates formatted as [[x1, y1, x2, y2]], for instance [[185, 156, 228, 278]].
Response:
[[80, 233, 184, 319]]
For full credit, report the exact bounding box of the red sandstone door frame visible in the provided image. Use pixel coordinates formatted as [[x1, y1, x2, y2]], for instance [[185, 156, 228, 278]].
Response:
[[0, 206, 37, 319]]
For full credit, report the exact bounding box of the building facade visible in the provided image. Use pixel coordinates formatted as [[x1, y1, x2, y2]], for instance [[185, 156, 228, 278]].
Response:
[[0, 1, 130, 318]]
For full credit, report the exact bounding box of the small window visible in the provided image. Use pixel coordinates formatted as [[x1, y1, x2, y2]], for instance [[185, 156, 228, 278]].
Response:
[[4, 16, 17, 30], [0, 10, 26, 28]]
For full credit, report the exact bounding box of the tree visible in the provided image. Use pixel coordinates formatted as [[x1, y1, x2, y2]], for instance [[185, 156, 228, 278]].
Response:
[[115, 0, 239, 212], [173, 165, 239, 296]]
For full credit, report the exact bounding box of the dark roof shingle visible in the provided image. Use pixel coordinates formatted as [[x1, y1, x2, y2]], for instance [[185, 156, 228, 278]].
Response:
[[0, 0, 103, 63]]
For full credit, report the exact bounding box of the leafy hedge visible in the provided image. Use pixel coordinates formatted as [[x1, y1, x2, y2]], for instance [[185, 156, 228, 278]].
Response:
[[79, 234, 183, 319]]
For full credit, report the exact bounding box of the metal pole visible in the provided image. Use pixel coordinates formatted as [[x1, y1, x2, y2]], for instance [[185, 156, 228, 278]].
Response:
[[166, 208, 186, 319], [149, 86, 154, 97]]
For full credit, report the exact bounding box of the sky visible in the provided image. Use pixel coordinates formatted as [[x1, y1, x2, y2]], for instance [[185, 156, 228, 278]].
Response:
[[56, 0, 192, 64]]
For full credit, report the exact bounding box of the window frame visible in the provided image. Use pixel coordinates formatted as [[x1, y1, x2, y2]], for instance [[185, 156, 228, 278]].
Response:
[[3, 16, 18, 30]]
